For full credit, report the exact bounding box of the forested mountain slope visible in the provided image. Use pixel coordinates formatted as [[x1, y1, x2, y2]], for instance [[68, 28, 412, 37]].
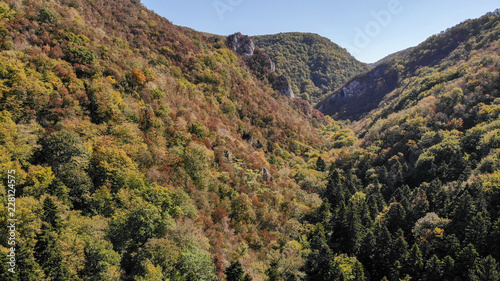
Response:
[[317, 11, 500, 121], [307, 10, 500, 281], [253, 32, 371, 104], [0, 0, 352, 280], [1, 0, 500, 280]]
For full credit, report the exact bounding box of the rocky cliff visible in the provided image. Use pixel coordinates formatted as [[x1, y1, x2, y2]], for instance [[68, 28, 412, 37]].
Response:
[[316, 63, 397, 120], [227, 33, 294, 99], [227, 32, 255, 58], [274, 75, 295, 98]]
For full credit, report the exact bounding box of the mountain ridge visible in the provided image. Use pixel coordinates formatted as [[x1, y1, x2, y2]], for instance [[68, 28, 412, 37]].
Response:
[[370, 46, 415, 67], [316, 10, 500, 121]]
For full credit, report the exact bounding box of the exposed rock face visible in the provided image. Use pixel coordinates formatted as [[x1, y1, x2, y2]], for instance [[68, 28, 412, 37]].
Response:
[[262, 168, 273, 182], [317, 80, 363, 112], [227, 32, 255, 58], [269, 60, 276, 72], [246, 48, 276, 78], [316, 76, 367, 115], [274, 75, 295, 98], [339, 80, 363, 99], [316, 63, 398, 120], [227, 33, 295, 99]]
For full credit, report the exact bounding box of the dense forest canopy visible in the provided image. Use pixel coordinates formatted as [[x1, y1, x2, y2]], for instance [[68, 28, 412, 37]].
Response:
[[0, 0, 499, 280], [312, 9, 500, 281]]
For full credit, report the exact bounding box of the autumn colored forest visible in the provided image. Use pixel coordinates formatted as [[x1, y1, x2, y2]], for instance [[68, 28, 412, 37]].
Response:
[[0, 0, 499, 280]]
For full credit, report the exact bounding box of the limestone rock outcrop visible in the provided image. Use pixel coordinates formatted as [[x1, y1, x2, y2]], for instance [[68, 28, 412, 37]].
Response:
[[227, 32, 255, 58], [227, 33, 295, 99]]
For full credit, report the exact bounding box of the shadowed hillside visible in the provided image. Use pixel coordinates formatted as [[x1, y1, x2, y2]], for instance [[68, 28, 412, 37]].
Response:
[[317, 11, 500, 121]]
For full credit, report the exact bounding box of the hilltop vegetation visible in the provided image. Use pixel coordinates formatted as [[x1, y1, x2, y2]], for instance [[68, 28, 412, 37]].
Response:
[[370, 47, 415, 67], [254, 33, 371, 104]]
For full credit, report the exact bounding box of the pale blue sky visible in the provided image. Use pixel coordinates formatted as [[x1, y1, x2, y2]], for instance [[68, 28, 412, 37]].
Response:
[[141, 0, 499, 63]]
